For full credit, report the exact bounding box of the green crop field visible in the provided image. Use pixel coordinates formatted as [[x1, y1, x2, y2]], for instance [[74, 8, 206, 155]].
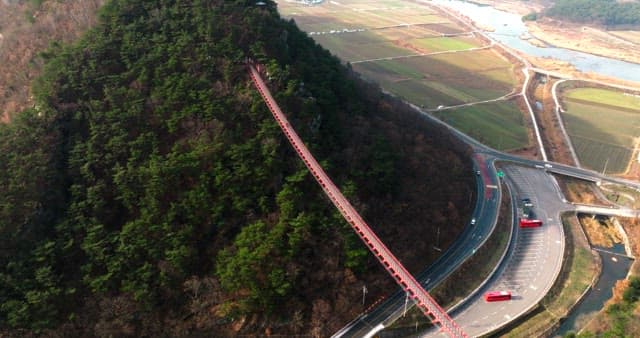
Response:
[[566, 87, 640, 112], [571, 135, 631, 174], [352, 51, 513, 108], [561, 90, 640, 173], [433, 101, 529, 151], [373, 25, 442, 40], [407, 36, 479, 52], [278, 0, 521, 149], [312, 34, 412, 61]]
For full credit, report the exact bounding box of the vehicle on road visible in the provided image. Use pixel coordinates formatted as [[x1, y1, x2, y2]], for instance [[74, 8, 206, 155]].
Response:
[[522, 198, 533, 207], [484, 291, 511, 302], [471, 218, 476, 225], [519, 218, 543, 228]]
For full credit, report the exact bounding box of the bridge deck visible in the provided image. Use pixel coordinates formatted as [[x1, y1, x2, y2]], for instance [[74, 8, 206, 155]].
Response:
[[248, 63, 466, 338]]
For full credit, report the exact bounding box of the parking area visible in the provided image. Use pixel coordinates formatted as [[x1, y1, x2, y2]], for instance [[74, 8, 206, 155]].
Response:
[[425, 164, 568, 337]]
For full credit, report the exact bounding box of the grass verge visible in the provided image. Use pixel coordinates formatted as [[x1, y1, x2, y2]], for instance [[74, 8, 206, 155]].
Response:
[[495, 213, 600, 337], [434, 101, 529, 151]]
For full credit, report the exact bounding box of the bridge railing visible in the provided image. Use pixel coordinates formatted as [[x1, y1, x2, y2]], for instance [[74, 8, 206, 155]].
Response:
[[247, 63, 467, 338]]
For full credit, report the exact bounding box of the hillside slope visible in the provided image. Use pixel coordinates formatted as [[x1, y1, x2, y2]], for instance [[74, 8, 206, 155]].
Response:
[[0, 0, 474, 336], [0, 0, 104, 122]]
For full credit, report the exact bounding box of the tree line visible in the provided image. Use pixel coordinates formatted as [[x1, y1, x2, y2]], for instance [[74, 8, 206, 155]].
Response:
[[546, 0, 640, 27]]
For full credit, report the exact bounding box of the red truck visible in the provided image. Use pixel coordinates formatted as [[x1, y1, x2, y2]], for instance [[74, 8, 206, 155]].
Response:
[[519, 218, 543, 228]]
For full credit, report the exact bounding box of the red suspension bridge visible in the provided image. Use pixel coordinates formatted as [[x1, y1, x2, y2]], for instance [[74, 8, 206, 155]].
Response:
[[248, 63, 467, 338]]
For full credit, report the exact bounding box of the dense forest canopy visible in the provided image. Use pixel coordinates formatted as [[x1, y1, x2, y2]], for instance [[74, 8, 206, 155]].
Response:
[[546, 0, 640, 27], [0, 0, 473, 335]]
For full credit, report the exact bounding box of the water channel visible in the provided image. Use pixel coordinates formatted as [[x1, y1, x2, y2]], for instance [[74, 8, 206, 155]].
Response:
[[553, 244, 632, 337], [431, 0, 640, 83]]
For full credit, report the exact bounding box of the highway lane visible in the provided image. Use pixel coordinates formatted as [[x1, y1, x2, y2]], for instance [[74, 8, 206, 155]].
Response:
[[424, 165, 567, 337], [336, 92, 640, 337], [333, 154, 500, 338], [327, 3, 640, 333], [336, 93, 640, 338]]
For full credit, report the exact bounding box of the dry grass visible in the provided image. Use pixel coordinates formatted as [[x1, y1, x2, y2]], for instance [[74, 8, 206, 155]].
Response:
[[578, 215, 623, 248], [555, 176, 612, 206], [0, 0, 104, 122]]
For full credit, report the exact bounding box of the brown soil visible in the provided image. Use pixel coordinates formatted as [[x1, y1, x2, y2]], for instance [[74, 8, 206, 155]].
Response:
[[556, 176, 612, 206]]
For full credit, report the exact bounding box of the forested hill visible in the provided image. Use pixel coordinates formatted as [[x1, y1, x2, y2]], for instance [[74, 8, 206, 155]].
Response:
[[0, 0, 474, 336], [546, 0, 640, 27]]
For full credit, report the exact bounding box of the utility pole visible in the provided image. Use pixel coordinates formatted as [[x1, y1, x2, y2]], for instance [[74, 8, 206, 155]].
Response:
[[433, 227, 441, 252], [403, 292, 409, 317], [602, 157, 609, 175], [362, 285, 367, 307]]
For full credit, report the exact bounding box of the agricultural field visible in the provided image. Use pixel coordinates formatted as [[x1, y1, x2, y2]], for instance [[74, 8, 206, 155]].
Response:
[[433, 101, 528, 151], [561, 87, 640, 174], [352, 50, 514, 108], [277, 0, 526, 149]]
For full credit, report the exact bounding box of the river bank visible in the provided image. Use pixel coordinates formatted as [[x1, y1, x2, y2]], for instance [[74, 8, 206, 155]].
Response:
[[468, 0, 640, 66], [525, 19, 640, 66], [430, 0, 640, 86]]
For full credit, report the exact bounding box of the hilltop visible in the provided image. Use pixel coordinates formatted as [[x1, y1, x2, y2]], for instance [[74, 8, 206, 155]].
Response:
[[0, 0, 474, 335]]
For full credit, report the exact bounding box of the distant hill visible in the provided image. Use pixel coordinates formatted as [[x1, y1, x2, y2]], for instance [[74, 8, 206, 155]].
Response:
[[0, 0, 474, 335], [546, 0, 640, 27]]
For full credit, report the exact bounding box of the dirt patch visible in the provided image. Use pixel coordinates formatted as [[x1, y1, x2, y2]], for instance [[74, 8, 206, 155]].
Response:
[[556, 176, 612, 206]]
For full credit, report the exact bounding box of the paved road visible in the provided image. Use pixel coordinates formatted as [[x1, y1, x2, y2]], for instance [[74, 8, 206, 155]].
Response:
[[423, 165, 567, 337], [333, 153, 500, 338]]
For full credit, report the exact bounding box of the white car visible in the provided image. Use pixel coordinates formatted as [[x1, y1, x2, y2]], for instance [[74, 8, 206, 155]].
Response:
[[471, 218, 476, 225]]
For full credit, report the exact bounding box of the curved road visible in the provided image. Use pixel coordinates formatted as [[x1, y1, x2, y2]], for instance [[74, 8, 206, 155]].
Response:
[[424, 164, 567, 337], [333, 152, 500, 338]]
